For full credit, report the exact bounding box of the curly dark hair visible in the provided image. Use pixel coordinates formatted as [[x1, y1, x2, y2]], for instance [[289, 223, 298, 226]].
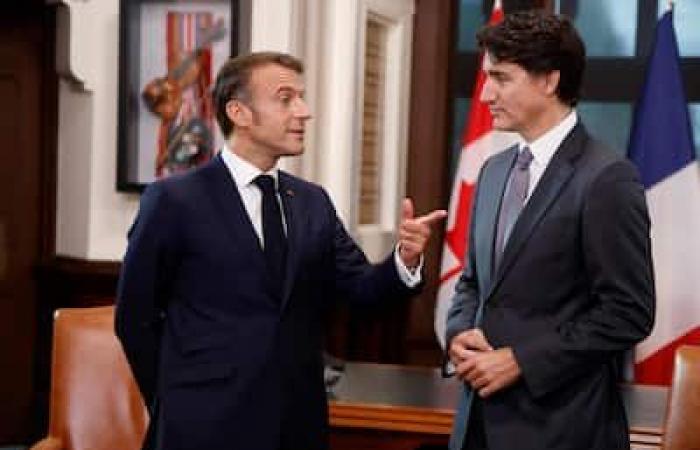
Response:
[[212, 52, 304, 138], [477, 10, 586, 106]]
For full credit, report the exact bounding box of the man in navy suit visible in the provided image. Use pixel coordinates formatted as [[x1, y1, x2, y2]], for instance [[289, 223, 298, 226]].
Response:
[[116, 52, 446, 450], [445, 11, 655, 450]]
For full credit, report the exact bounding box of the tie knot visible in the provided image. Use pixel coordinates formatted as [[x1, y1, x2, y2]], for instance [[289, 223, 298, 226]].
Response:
[[515, 146, 534, 170], [253, 174, 276, 195]]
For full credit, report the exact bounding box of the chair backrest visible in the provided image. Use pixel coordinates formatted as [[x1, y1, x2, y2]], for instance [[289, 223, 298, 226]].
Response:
[[662, 344, 700, 450], [46, 306, 148, 450]]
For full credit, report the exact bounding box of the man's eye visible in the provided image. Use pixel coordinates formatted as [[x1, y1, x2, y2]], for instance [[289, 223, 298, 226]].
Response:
[[280, 95, 292, 104]]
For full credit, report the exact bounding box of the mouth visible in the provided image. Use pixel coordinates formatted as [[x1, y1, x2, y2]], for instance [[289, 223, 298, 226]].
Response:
[[288, 130, 305, 139]]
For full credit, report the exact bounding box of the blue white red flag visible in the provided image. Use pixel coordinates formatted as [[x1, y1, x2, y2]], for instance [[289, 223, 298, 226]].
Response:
[[628, 7, 700, 385]]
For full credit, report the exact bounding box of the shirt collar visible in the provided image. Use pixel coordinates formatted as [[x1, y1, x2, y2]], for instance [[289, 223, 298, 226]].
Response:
[[520, 110, 578, 167], [220, 144, 280, 190]]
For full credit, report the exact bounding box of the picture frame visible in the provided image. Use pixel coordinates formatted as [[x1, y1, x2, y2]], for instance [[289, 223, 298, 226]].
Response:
[[117, 0, 239, 191]]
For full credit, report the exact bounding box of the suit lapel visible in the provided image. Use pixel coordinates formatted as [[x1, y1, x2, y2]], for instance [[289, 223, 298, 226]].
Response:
[[201, 154, 266, 262], [475, 146, 518, 293], [278, 172, 307, 309], [487, 124, 588, 298]]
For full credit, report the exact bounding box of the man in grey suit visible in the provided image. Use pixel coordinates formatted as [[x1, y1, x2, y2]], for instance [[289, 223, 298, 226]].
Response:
[[445, 11, 655, 450]]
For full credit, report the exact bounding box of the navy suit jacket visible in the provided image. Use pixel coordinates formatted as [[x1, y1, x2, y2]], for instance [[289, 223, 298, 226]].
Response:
[[116, 154, 416, 450], [445, 123, 655, 450]]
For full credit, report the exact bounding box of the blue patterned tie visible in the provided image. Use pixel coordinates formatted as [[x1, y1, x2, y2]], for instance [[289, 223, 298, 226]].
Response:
[[493, 146, 533, 271], [253, 175, 287, 299]]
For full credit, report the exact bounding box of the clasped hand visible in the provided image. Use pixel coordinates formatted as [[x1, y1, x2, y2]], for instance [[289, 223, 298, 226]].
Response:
[[449, 328, 522, 398]]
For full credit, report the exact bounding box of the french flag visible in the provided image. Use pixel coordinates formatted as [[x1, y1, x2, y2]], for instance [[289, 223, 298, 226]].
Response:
[[628, 7, 700, 385], [434, 0, 519, 346]]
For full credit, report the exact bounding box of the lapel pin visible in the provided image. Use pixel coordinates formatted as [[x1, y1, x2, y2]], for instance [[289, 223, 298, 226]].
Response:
[[286, 189, 294, 197]]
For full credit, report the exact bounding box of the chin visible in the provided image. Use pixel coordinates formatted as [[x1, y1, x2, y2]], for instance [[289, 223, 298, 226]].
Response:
[[492, 120, 515, 133], [280, 146, 305, 157]]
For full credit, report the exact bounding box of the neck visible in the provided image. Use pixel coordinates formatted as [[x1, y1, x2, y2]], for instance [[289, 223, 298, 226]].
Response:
[[522, 103, 572, 143], [227, 134, 277, 172]]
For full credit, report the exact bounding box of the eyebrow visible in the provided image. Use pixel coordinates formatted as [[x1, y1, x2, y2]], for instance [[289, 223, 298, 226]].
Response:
[[276, 85, 305, 96], [485, 68, 509, 78]]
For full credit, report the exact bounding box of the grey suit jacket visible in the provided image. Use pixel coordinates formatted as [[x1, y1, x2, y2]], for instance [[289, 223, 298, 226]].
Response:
[[446, 122, 655, 450]]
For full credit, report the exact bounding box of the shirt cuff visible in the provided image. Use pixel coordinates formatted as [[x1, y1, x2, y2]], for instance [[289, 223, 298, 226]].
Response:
[[394, 245, 423, 288]]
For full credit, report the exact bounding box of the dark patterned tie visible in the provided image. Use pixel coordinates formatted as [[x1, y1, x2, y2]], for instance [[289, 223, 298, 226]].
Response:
[[493, 146, 534, 271], [253, 174, 287, 298]]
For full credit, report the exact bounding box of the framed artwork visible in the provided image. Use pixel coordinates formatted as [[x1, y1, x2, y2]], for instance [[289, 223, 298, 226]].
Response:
[[117, 0, 239, 191]]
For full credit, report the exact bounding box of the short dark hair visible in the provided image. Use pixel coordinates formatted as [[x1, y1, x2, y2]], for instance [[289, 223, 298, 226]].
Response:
[[212, 52, 304, 137], [477, 10, 586, 106]]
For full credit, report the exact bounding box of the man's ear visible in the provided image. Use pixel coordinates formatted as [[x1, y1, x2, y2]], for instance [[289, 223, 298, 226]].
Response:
[[543, 70, 561, 97], [226, 100, 252, 128]]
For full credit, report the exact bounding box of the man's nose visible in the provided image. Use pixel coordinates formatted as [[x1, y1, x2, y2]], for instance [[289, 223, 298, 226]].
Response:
[[294, 98, 312, 120], [479, 77, 495, 103]]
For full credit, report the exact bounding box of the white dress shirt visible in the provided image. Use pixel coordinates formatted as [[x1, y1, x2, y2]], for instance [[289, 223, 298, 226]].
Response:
[[521, 109, 578, 203], [220, 146, 286, 244], [220, 146, 421, 287]]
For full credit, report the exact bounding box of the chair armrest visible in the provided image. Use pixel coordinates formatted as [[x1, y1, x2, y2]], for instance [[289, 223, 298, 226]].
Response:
[[30, 436, 64, 450]]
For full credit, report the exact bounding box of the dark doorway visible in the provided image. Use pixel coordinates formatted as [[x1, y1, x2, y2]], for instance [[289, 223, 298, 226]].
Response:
[[0, 1, 56, 444]]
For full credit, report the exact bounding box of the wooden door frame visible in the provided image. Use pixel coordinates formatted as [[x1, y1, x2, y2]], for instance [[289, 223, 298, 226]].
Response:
[[31, 1, 59, 443], [403, 0, 455, 365], [39, 3, 58, 261]]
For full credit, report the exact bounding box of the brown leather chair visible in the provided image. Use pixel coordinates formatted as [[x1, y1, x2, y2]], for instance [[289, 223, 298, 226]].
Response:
[[662, 344, 700, 450], [31, 306, 148, 450]]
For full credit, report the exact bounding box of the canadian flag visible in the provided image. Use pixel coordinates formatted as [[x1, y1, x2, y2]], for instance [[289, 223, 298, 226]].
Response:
[[434, 0, 518, 347]]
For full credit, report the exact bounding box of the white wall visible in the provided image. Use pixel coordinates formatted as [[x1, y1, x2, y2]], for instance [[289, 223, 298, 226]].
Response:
[[54, 0, 139, 261], [287, 0, 414, 238]]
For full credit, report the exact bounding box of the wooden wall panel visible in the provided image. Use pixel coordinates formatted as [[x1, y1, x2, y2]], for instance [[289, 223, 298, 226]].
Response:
[[403, 0, 455, 365]]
